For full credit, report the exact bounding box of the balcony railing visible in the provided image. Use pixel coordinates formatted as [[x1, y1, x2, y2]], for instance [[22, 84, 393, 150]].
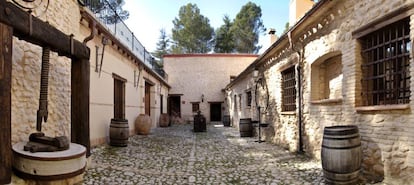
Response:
[[83, 0, 166, 78]]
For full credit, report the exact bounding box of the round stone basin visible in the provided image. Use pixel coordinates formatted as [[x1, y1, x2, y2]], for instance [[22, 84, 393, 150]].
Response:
[[12, 142, 86, 181]]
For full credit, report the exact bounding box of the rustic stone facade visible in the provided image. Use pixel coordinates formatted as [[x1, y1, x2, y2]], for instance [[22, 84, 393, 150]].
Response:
[[226, 0, 414, 184], [11, 0, 80, 145], [10, 2, 170, 148]]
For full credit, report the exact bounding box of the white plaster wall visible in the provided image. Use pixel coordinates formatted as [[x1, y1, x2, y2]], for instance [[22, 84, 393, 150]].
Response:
[[164, 54, 257, 123], [81, 26, 169, 146]]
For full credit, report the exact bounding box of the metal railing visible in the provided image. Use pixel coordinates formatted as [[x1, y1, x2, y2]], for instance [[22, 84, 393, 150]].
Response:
[[83, 0, 166, 78]]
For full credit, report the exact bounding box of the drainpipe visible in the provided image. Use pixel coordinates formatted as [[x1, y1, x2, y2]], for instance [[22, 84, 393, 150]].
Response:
[[288, 31, 304, 153]]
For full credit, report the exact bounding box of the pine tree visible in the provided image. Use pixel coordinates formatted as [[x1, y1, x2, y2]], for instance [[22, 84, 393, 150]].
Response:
[[171, 3, 214, 54], [87, 0, 129, 24], [231, 2, 265, 53], [152, 28, 170, 61], [214, 15, 235, 53]]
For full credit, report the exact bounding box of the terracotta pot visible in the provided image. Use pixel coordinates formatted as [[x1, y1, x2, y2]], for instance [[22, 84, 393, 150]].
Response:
[[135, 114, 152, 135], [159, 114, 170, 127]]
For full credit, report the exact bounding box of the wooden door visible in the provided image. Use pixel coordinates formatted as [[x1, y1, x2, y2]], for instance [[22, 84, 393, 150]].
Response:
[[145, 82, 151, 116], [114, 76, 125, 119], [0, 22, 12, 184]]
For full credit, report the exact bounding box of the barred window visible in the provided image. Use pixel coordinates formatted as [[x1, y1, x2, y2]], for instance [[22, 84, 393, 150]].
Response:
[[192, 102, 200, 112], [282, 67, 296, 111], [361, 17, 411, 106], [246, 91, 252, 107]]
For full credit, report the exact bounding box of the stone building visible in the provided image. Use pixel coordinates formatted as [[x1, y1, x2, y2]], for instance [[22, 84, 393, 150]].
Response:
[[225, 0, 414, 184], [164, 54, 257, 124], [0, 0, 169, 183], [80, 9, 170, 146]]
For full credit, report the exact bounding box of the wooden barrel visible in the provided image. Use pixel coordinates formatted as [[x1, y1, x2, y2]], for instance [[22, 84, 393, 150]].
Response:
[[159, 113, 170, 127], [223, 115, 231, 127], [193, 113, 206, 132], [239, 118, 253, 137], [110, 118, 129, 147], [321, 125, 361, 185]]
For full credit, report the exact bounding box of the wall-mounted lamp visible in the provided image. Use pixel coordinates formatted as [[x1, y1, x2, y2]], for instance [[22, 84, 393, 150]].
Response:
[[201, 94, 204, 102]]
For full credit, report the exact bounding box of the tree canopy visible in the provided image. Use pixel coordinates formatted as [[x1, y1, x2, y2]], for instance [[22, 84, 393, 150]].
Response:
[[171, 3, 214, 54], [214, 15, 235, 53], [88, 0, 129, 24], [230, 2, 265, 54], [152, 28, 170, 61]]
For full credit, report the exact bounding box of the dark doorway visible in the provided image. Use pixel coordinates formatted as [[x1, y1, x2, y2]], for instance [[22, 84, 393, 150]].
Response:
[[145, 82, 151, 116], [168, 95, 181, 118], [160, 95, 164, 114], [210, 103, 222, 122]]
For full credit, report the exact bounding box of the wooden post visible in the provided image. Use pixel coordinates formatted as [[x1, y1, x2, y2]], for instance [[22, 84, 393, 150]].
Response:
[[0, 22, 12, 184], [71, 58, 91, 157]]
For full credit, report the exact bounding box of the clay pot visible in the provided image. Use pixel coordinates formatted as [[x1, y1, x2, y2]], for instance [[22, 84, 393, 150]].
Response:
[[159, 114, 170, 127], [135, 114, 152, 135]]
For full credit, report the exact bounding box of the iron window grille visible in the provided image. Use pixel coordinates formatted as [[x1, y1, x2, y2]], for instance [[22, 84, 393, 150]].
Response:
[[192, 103, 200, 113], [246, 91, 252, 107], [282, 67, 296, 111], [361, 17, 411, 106]]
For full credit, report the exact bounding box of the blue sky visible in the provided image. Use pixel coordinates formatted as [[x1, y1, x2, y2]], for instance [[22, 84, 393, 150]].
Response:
[[123, 0, 290, 54]]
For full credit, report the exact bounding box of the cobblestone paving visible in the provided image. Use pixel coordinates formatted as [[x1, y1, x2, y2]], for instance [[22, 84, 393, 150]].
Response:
[[82, 124, 325, 185]]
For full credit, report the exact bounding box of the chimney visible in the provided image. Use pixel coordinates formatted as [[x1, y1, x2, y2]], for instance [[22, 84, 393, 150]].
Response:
[[289, 0, 315, 26], [268, 28, 277, 44]]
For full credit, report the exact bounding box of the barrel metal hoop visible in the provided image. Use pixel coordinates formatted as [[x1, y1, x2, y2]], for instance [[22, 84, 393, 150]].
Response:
[[322, 144, 361, 150], [323, 135, 360, 140], [324, 128, 359, 136], [323, 168, 360, 176]]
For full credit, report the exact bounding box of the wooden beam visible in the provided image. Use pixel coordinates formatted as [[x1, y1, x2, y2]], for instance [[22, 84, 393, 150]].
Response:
[[71, 58, 91, 157], [0, 22, 12, 184], [0, 0, 89, 60]]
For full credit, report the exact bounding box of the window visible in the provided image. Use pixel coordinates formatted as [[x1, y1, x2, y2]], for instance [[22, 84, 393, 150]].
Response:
[[361, 17, 411, 106], [282, 67, 296, 111], [238, 94, 242, 110], [311, 53, 343, 102], [246, 91, 252, 107], [234, 95, 237, 111], [192, 102, 200, 112]]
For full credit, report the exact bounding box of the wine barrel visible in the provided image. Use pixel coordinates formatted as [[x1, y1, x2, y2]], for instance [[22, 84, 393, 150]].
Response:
[[239, 118, 253, 137], [223, 115, 231, 127], [109, 118, 129, 147], [194, 113, 206, 132], [321, 125, 361, 185]]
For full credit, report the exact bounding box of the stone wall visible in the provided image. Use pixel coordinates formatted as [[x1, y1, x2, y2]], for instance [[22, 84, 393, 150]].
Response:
[[226, 0, 414, 183], [11, 0, 81, 144], [10, 0, 170, 148]]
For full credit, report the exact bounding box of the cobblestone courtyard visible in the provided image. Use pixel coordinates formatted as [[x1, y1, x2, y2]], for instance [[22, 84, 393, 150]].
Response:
[[83, 123, 324, 184]]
